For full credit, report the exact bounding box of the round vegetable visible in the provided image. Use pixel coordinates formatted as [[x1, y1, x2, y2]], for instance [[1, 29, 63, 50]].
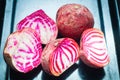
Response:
[[80, 28, 110, 68], [41, 38, 80, 76], [4, 28, 42, 73], [56, 3, 94, 41], [17, 9, 58, 44]]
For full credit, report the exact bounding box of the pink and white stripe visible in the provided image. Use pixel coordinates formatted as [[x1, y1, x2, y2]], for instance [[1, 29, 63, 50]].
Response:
[[80, 28, 110, 68], [17, 9, 58, 44], [4, 28, 42, 73], [41, 38, 80, 76]]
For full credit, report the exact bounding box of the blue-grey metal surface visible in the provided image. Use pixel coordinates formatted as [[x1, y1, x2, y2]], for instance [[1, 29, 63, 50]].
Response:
[[0, 0, 120, 80]]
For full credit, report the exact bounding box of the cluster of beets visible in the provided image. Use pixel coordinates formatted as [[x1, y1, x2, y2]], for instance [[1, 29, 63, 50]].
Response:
[[3, 3, 110, 76]]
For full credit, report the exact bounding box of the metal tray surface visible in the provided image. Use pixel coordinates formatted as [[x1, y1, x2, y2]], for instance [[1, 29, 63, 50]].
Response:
[[0, 0, 120, 80]]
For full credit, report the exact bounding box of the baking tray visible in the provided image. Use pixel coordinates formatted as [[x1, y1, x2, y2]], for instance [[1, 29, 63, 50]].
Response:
[[0, 0, 120, 80]]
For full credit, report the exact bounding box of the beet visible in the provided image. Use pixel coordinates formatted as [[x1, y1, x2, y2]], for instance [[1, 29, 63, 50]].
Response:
[[4, 28, 42, 73], [80, 28, 110, 68], [41, 38, 80, 76], [56, 3, 94, 41], [17, 9, 58, 44]]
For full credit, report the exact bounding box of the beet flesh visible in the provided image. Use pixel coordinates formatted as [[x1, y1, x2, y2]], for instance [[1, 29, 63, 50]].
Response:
[[80, 28, 110, 68], [4, 28, 42, 73], [41, 38, 80, 76]]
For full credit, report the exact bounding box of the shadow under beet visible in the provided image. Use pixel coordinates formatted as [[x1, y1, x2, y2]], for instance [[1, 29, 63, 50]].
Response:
[[42, 63, 79, 80], [78, 60, 105, 80], [10, 64, 42, 80]]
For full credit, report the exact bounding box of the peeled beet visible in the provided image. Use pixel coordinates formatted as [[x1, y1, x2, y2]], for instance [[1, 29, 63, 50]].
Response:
[[4, 28, 42, 73], [56, 3, 94, 41]]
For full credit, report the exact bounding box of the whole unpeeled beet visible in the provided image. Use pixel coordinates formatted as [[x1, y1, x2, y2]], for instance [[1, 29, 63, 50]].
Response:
[[56, 3, 94, 41]]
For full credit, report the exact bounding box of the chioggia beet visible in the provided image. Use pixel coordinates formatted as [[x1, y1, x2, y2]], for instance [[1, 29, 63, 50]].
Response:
[[4, 28, 42, 73], [41, 38, 80, 76], [56, 3, 94, 41], [80, 28, 110, 68], [17, 9, 58, 44]]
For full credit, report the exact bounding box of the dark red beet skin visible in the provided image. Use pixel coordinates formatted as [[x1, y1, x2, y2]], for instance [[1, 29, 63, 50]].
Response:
[[56, 3, 94, 41]]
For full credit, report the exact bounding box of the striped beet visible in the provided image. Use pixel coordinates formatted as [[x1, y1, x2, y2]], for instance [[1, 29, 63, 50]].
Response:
[[80, 28, 110, 68], [4, 28, 42, 73], [17, 9, 58, 44], [41, 38, 80, 76]]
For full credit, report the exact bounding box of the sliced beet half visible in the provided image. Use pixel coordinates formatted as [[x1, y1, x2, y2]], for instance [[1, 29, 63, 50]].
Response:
[[80, 28, 110, 68], [4, 28, 42, 73], [41, 38, 80, 76]]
